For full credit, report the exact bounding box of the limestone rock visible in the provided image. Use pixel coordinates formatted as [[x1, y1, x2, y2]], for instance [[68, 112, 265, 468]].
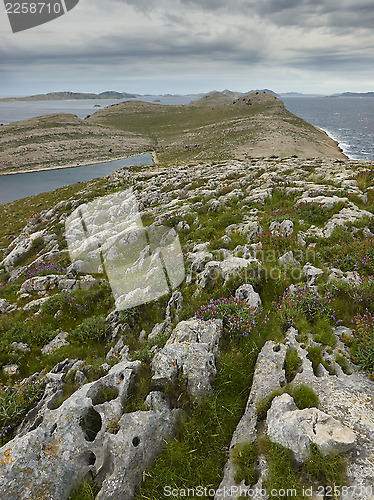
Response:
[[269, 219, 293, 237], [324, 206, 373, 237], [151, 319, 223, 399], [0, 360, 181, 500], [234, 284, 262, 312], [41, 331, 70, 355], [19, 274, 100, 294], [11, 342, 30, 354], [23, 297, 50, 312], [106, 336, 130, 361], [297, 195, 349, 210], [0, 230, 45, 270], [278, 251, 299, 268], [198, 256, 258, 288], [302, 263, 324, 285], [187, 250, 213, 275], [2, 364, 19, 377], [96, 392, 180, 500], [0, 298, 11, 314], [266, 393, 357, 464]]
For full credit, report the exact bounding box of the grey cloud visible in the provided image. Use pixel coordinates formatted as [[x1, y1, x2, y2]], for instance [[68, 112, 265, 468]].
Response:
[[255, 0, 374, 29], [0, 28, 265, 70], [97, 0, 374, 31]]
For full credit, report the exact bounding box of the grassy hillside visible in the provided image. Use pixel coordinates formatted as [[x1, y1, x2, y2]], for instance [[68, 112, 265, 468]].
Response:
[[89, 91, 346, 165]]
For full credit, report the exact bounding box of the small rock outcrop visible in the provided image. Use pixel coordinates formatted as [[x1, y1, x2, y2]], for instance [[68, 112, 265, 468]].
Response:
[[234, 284, 262, 312], [151, 318, 223, 399]]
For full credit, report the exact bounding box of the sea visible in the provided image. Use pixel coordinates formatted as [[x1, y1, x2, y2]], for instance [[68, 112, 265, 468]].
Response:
[[0, 95, 373, 205], [281, 96, 374, 161]]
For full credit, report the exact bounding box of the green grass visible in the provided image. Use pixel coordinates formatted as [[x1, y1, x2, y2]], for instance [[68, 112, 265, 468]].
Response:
[[0, 379, 46, 446], [258, 437, 304, 499], [257, 437, 346, 499], [69, 480, 101, 500], [292, 385, 319, 410], [284, 348, 302, 382], [135, 343, 260, 499], [256, 384, 318, 421], [312, 319, 336, 347], [232, 442, 259, 485], [303, 443, 346, 486], [335, 354, 352, 375]]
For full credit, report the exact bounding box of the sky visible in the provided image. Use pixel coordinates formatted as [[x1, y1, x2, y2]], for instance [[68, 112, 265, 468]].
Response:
[[0, 0, 373, 97]]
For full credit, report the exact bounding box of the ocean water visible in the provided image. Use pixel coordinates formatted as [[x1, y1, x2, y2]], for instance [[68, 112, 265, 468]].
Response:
[[282, 96, 374, 161], [0, 153, 153, 205]]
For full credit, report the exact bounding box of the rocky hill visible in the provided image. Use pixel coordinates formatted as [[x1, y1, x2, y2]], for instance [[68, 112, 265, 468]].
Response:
[[0, 92, 346, 175], [0, 154, 373, 498]]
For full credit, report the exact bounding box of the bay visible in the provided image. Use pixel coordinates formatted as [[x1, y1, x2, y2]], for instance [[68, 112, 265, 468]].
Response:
[[0, 153, 153, 206]]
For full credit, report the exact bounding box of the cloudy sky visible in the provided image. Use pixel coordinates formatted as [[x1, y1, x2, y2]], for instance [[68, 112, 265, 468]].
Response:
[[0, 0, 373, 97]]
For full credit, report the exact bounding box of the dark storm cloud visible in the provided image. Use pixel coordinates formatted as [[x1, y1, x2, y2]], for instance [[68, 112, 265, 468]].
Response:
[[0, 0, 373, 95]]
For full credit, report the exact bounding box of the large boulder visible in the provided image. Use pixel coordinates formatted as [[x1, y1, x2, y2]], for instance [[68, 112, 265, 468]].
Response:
[[198, 256, 259, 288], [266, 393, 356, 464], [0, 359, 180, 500], [19, 274, 99, 294]]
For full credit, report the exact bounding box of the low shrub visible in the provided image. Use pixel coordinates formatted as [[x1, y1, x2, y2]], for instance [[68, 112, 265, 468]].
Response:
[[312, 319, 336, 347], [347, 310, 374, 378], [275, 284, 335, 325], [195, 297, 258, 342], [71, 316, 108, 342]]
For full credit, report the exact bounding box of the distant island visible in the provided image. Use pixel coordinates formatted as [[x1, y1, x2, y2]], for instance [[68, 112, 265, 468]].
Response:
[[331, 92, 374, 98], [0, 88, 280, 102], [0, 90, 139, 102], [2, 89, 373, 102]]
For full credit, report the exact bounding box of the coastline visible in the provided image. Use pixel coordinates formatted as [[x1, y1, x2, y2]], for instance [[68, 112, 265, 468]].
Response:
[[0, 152, 155, 177], [318, 127, 350, 160]]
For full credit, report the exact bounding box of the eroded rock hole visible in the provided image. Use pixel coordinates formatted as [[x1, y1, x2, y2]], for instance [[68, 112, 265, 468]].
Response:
[[29, 415, 43, 432], [80, 407, 102, 442], [132, 436, 140, 447]]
